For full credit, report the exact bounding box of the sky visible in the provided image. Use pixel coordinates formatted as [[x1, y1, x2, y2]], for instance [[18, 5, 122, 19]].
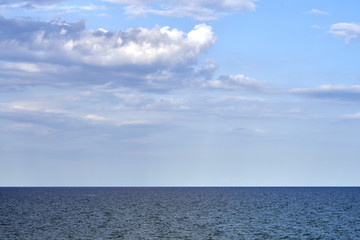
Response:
[[0, 0, 360, 186]]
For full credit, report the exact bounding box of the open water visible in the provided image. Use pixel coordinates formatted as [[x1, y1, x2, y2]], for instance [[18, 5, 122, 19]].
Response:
[[1, 187, 360, 239]]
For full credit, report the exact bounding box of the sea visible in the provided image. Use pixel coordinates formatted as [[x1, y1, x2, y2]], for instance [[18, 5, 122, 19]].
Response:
[[1, 187, 360, 239]]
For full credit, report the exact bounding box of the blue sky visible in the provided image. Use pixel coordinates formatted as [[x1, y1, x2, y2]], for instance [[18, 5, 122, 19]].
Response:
[[1, 0, 360, 186]]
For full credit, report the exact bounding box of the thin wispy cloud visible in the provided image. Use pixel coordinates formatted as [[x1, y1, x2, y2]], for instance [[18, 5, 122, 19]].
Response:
[[339, 112, 360, 120], [203, 74, 266, 92], [305, 9, 328, 15], [310, 24, 321, 29], [0, 0, 64, 6], [105, 0, 257, 20], [290, 85, 360, 101], [228, 127, 268, 136]]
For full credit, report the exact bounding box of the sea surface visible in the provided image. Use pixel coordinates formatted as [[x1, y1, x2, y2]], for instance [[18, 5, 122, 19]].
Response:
[[1, 187, 360, 239]]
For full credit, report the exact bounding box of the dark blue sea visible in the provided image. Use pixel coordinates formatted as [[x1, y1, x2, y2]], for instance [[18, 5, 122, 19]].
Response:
[[1, 187, 360, 239]]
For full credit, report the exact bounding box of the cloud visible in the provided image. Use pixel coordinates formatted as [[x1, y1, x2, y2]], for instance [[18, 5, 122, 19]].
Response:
[[213, 95, 264, 103], [0, 17, 215, 67], [310, 24, 321, 29], [84, 114, 107, 121], [114, 93, 191, 111], [329, 23, 360, 43], [0, 101, 64, 113], [52, 4, 107, 14], [0, 0, 64, 12], [339, 113, 360, 120], [305, 9, 328, 15], [203, 74, 266, 92], [83, 113, 152, 126], [228, 127, 268, 137], [191, 93, 268, 118], [290, 85, 360, 101], [5, 122, 55, 135], [0, 0, 63, 5], [105, 0, 257, 20], [0, 1, 107, 16], [0, 99, 155, 136], [0, 16, 216, 91]]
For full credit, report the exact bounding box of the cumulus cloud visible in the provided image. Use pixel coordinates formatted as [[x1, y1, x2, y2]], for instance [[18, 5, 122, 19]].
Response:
[[305, 9, 328, 15], [203, 74, 266, 92], [0, 17, 215, 67], [290, 85, 360, 101], [105, 0, 257, 20], [329, 23, 360, 43], [0, 16, 216, 91]]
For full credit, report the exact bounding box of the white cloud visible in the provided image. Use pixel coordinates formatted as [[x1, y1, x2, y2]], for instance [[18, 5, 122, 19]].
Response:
[[33, 4, 108, 14], [339, 113, 360, 120], [2, 62, 41, 73], [0, 101, 64, 113], [329, 23, 360, 43], [305, 9, 328, 15], [0, 17, 216, 91], [204, 74, 265, 92], [287, 108, 300, 114], [0, 18, 214, 66], [228, 127, 268, 137], [105, 0, 256, 20], [213, 95, 264, 103], [1, 61, 65, 74], [0, 0, 60, 13], [290, 84, 360, 93], [123, 4, 217, 21], [83, 114, 148, 125], [0, 1, 106, 14], [5, 123, 55, 135], [310, 24, 321, 29], [290, 85, 360, 101], [0, 98, 156, 136], [0, 19, 215, 67], [84, 114, 107, 121], [57, 4, 106, 12], [0, 0, 63, 5], [113, 92, 190, 111]]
